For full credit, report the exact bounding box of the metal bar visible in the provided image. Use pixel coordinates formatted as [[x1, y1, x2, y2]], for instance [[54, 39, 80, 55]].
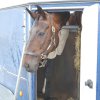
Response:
[[62, 25, 79, 29], [26, 5, 37, 100], [62, 25, 80, 33], [96, 4, 100, 100], [0, 1, 100, 10], [31, 6, 84, 11], [27, 5, 33, 100], [32, 1, 100, 6]]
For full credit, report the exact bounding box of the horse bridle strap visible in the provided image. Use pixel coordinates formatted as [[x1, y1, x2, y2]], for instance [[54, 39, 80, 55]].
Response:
[[24, 52, 40, 57], [47, 26, 56, 50], [43, 13, 57, 54]]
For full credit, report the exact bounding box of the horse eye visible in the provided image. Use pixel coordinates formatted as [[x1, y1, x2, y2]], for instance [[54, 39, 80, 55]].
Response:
[[38, 32, 45, 36]]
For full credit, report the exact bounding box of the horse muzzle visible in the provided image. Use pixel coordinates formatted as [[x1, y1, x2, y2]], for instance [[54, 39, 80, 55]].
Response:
[[22, 56, 40, 72]]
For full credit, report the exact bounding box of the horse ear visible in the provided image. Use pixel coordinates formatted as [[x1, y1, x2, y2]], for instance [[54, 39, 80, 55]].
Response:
[[26, 8, 37, 19], [36, 5, 46, 19]]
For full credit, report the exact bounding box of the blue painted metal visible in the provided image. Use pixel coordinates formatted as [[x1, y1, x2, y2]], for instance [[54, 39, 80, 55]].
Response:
[[0, 7, 23, 92], [96, 3, 100, 100], [31, 1, 99, 11], [0, 8, 29, 100], [26, 6, 37, 100]]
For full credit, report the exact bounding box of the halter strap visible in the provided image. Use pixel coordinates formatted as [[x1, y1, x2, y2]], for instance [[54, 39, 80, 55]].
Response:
[[41, 13, 56, 53], [24, 51, 40, 57]]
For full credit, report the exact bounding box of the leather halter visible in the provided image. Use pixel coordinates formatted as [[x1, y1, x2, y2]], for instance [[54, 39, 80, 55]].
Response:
[[24, 12, 56, 60]]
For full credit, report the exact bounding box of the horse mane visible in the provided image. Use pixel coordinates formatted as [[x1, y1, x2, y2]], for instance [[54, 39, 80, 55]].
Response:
[[53, 12, 70, 26], [69, 11, 82, 28]]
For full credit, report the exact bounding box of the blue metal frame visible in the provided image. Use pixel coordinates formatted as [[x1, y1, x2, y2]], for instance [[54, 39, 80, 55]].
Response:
[[96, 3, 100, 100], [31, 1, 100, 11]]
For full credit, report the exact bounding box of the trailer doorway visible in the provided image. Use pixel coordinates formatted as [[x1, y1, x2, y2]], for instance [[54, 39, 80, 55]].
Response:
[[36, 10, 82, 100]]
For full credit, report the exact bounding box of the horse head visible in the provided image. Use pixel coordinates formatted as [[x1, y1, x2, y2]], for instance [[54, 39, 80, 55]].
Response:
[[22, 5, 70, 72]]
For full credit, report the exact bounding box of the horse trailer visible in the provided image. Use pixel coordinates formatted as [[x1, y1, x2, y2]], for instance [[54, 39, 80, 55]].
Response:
[[0, 0, 100, 100]]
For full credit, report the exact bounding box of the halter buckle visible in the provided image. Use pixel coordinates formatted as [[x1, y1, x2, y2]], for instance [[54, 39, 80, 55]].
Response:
[[52, 26, 55, 33], [39, 59, 47, 68], [41, 53, 47, 59]]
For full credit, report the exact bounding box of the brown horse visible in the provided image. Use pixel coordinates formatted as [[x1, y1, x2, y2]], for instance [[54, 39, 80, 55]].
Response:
[[22, 5, 70, 72]]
